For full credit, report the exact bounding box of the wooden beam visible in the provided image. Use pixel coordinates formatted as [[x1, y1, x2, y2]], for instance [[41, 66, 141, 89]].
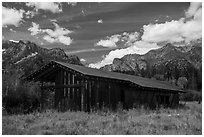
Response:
[[40, 82, 44, 111], [34, 65, 57, 80], [41, 84, 85, 89]]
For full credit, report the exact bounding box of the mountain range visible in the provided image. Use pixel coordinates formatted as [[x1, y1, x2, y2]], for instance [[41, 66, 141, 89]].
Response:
[[101, 41, 202, 90], [2, 40, 82, 76], [2, 39, 202, 90]]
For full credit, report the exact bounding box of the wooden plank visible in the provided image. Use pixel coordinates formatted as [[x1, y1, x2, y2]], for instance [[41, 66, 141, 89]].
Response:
[[108, 83, 111, 109], [42, 84, 84, 89], [81, 79, 85, 111], [150, 92, 155, 108], [70, 73, 73, 101], [54, 70, 60, 109], [73, 75, 77, 111], [59, 70, 64, 111], [96, 81, 99, 109], [91, 80, 95, 109], [84, 80, 88, 112], [77, 80, 81, 111], [40, 82, 44, 111], [68, 73, 70, 100], [87, 81, 91, 112]]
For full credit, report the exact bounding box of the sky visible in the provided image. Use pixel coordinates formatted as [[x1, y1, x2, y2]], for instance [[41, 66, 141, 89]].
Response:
[[2, 2, 202, 68]]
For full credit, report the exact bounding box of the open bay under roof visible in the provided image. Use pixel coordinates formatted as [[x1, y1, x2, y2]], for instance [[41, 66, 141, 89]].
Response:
[[25, 60, 184, 93]]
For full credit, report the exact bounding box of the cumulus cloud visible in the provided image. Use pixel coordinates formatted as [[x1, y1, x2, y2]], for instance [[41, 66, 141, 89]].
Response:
[[24, 10, 36, 19], [98, 19, 103, 24], [42, 22, 73, 45], [95, 31, 140, 48], [25, 2, 62, 13], [43, 22, 72, 37], [89, 41, 159, 68], [57, 35, 72, 45], [142, 2, 202, 43], [28, 22, 41, 35], [96, 34, 121, 48], [28, 22, 73, 45], [142, 18, 202, 43], [2, 6, 25, 27], [80, 58, 86, 62], [67, 2, 77, 7], [185, 2, 202, 18], [43, 35, 56, 43], [122, 32, 140, 46], [89, 2, 202, 68]]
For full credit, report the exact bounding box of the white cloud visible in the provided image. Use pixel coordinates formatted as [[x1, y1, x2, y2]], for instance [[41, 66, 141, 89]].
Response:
[[80, 58, 86, 62], [96, 34, 121, 48], [28, 21, 73, 45], [67, 2, 77, 7], [42, 22, 73, 45], [43, 35, 56, 43], [95, 32, 140, 48], [28, 22, 41, 35], [142, 2, 202, 43], [58, 35, 72, 45], [89, 2, 202, 68], [2, 6, 25, 27], [142, 11, 202, 43], [185, 2, 202, 18], [42, 22, 72, 38], [122, 32, 140, 46], [25, 2, 62, 13], [89, 41, 159, 68], [98, 19, 103, 24], [25, 10, 36, 19]]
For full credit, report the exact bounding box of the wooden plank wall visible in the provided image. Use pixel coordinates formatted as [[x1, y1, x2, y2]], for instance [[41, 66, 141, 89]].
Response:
[[53, 69, 180, 112]]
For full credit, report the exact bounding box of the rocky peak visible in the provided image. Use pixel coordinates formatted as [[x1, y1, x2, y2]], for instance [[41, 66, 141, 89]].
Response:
[[102, 42, 202, 77], [3, 40, 83, 76]]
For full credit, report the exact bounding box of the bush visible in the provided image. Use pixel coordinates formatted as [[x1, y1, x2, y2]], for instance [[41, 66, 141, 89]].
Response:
[[2, 81, 41, 114], [180, 90, 202, 102], [153, 74, 165, 81]]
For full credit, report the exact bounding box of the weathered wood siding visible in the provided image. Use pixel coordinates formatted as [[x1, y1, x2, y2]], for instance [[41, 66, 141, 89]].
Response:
[[48, 68, 180, 112]]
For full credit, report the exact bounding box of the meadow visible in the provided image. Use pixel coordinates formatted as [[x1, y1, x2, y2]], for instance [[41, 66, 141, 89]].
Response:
[[2, 101, 202, 135]]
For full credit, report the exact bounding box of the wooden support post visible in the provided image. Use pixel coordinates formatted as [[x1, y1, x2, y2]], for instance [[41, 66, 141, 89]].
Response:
[[91, 81, 95, 110], [84, 80, 88, 112], [108, 83, 111, 109], [77, 80, 81, 111], [40, 82, 44, 111], [87, 81, 91, 112], [81, 79, 85, 111], [96, 81, 99, 109], [74, 75, 77, 111], [54, 72, 59, 109]]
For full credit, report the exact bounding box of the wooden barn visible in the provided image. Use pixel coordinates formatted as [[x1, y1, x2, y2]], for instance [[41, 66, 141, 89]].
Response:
[[25, 60, 184, 112]]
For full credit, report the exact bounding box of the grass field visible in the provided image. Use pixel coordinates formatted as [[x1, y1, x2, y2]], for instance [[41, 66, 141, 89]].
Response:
[[2, 102, 202, 135]]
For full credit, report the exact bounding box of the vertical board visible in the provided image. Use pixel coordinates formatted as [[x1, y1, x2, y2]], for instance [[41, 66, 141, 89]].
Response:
[[96, 81, 99, 109]]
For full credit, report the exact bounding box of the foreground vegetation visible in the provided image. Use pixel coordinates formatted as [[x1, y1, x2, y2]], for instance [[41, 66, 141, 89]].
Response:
[[2, 102, 202, 135]]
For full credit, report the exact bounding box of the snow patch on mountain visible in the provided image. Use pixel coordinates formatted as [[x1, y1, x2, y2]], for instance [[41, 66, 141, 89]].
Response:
[[15, 52, 38, 64], [9, 40, 19, 43]]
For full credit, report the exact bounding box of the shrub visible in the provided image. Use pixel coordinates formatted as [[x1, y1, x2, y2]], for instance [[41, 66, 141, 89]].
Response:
[[180, 90, 202, 102], [153, 74, 165, 81], [3, 81, 41, 114]]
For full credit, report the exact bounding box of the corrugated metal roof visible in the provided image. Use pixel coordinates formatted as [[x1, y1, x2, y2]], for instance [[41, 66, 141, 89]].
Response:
[[54, 61, 183, 92]]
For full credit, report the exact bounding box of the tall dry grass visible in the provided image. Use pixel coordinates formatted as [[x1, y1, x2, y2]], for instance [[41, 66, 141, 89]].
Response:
[[2, 102, 202, 135]]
